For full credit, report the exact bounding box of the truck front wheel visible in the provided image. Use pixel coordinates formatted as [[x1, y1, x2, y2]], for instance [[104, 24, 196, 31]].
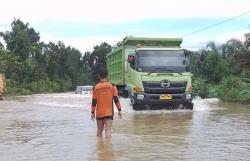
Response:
[[130, 97, 144, 111], [132, 103, 144, 111], [184, 102, 193, 110]]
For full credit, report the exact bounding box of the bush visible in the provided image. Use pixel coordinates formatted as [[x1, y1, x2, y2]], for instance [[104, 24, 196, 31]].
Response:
[[192, 76, 210, 98], [5, 78, 73, 96], [29, 79, 61, 93], [55, 78, 72, 92], [6, 79, 32, 95], [217, 76, 250, 103]]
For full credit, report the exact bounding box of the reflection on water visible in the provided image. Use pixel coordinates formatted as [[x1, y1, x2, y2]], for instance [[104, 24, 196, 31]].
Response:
[[112, 113, 194, 161], [0, 93, 250, 161], [93, 139, 114, 161]]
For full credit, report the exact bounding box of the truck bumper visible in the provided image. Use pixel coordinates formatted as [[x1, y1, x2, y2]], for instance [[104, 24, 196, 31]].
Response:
[[132, 92, 193, 110]]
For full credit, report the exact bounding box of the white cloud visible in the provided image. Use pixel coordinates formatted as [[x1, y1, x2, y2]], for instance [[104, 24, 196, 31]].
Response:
[[40, 33, 122, 53], [51, 32, 183, 53], [40, 29, 249, 53], [1, 0, 249, 52], [0, 0, 249, 24], [216, 30, 248, 42], [63, 37, 120, 52], [0, 38, 5, 48], [182, 29, 249, 51]]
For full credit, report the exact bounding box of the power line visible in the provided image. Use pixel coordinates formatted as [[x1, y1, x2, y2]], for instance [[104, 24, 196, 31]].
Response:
[[182, 10, 250, 37]]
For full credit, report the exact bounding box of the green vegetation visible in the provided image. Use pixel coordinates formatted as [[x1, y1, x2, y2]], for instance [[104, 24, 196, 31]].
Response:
[[0, 19, 111, 95], [1, 18, 249, 103], [191, 36, 250, 103]]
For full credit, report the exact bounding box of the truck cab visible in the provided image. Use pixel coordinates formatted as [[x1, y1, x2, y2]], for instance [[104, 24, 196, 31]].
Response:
[[127, 48, 193, 110]]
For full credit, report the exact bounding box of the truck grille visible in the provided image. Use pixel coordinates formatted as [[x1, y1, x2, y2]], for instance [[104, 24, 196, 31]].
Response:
[[143, 81, 187, 94]]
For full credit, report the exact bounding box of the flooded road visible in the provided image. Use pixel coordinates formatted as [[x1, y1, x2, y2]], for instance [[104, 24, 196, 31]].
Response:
[[0, 93, 250, 161]]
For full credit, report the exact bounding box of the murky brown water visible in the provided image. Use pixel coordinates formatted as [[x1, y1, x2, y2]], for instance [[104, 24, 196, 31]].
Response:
[[0, 93, 250, 161]]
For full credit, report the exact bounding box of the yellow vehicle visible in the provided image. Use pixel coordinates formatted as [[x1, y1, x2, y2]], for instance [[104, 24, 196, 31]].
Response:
[[0, 74, 6, 100]]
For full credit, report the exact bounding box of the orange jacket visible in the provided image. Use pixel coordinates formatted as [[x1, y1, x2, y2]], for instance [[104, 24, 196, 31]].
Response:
[[91, 81, 121, 117]]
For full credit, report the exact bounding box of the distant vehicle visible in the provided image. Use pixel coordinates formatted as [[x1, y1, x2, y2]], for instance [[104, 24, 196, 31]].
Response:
[[75, 86, 93, 94]]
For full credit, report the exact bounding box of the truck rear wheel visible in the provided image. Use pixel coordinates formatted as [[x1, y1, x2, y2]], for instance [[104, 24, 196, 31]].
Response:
[[122, 89, 129, 98]]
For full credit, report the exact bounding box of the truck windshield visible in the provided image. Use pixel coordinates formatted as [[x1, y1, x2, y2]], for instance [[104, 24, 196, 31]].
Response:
[[137, 50, 188, 73]]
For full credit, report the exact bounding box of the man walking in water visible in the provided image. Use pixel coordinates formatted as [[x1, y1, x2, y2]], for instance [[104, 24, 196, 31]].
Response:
[[91, 67, 122, 138]]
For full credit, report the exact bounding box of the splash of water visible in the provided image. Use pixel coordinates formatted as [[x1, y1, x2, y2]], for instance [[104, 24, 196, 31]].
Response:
[[30, 93, 219, 113], [193, 97, 219, 111], [118, 97, 220, 113]]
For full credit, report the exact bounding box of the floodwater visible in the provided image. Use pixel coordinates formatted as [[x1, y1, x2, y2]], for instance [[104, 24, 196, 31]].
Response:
[[0, 93, 250, 161]]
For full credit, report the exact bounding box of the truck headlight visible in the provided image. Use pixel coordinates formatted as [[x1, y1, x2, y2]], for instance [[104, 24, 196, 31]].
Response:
[[187, 85, 192, 92], [186, 94, 192, 100], [137, 94, 144, 100], [134, 85, 142, 92]]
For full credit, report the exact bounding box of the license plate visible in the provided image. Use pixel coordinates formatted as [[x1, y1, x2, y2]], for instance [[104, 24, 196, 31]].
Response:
[[160, 94, 172, 100]]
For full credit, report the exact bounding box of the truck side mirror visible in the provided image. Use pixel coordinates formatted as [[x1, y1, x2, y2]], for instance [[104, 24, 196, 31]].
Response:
[[183, 60, 186, 65], [128, 55, 135, 63], [184, 49, 191, 57]]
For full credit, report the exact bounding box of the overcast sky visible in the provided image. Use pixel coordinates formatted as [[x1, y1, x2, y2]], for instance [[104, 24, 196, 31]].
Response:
[[0, 0, 250, 53]]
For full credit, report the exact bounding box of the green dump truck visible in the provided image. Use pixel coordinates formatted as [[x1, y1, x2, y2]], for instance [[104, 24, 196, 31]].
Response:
[[0, 74, 6, 100], [107, 36, 193, 110]]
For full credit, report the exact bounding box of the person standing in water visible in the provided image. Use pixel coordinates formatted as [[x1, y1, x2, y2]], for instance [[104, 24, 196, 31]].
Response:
[[91, 67, 122, 138]]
